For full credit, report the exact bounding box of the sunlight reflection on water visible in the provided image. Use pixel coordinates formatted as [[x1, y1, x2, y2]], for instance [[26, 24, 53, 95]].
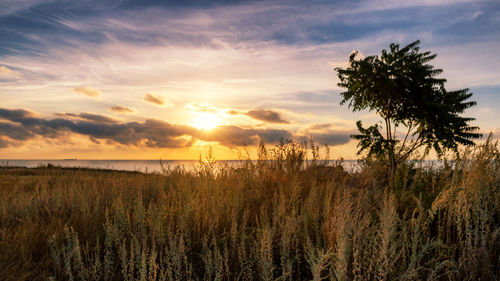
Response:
[[0, 159, 369, 173]]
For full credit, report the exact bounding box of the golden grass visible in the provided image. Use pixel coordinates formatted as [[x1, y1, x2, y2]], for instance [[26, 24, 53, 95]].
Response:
[[0, 139, 498, 280]]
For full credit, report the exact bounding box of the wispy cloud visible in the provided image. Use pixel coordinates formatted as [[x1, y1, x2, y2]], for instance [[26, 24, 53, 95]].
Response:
[[186, 102, 219, 113], [72, 86, 101, 98], [355, 0, 476, 13], [0, 65, 22, 82]]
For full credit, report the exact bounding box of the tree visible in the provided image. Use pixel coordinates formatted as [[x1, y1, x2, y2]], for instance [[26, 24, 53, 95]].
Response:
[[335, 40, 482, 171]]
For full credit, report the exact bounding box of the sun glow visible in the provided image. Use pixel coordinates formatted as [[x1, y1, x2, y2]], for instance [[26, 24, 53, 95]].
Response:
[[192, 113, 221, 130]]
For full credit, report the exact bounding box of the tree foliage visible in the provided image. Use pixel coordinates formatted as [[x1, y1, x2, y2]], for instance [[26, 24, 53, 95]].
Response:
[[336, 40, 481, 169]]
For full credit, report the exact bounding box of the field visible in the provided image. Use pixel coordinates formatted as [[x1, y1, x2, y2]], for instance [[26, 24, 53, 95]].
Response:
[[0, 140, 498, 281]]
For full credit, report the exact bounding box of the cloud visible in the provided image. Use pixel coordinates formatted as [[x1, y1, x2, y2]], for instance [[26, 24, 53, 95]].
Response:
[[186, 102, 219, 113], [1, 0, 497, 155], [227, 108, 290, 124], [245, 109, 290, 124], [144, 93, 173, 107], [299, 122, 355, 145], [0, 137, 10, 148], [0, 107, 352, 150], [201, 125, 351, 147], [55, 112, 119, 124], [199, 125, 293, 147], [0, 108, 195, 148], [2, 0, 495, 61], [0, 66, 15, 75], [308, 123, 334, 131], [299, 133, 352, 146], [0, 65, 22, 82], [0, 108, 38, 119], [306, 122, 352, 131], [0, 0, 56, 17], [357, 0, 475, 13], [72, 86, 102, 98], [109, 105, 134, 113]]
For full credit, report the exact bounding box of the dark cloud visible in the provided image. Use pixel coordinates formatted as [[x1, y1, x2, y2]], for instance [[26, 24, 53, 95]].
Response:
[[109, 105, 134, 113], [228, 108, 291, 124], [0, 108, 38, 120], [0, 109, 61, 147], [0, 138, 10, 148], [0, 107, 353, 149], [245, 109, 290, 124], [144, 93, 167, 106], [0, 122, 34, 141], [0, 108, 196, 148], [0, 108, 300, 149]]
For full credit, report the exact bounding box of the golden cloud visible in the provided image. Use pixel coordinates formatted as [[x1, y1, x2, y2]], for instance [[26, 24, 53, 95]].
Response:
[[109, 105, 134, 113], [72, 86, 102, 98], [144, 93, 173, 107]]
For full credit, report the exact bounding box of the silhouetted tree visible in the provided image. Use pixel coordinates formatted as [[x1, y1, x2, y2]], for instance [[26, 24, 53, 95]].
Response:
[[335, 40, 482, 171]]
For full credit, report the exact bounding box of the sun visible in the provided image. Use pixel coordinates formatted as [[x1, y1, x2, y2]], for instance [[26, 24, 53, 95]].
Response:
[[192, 113, 221, 130]]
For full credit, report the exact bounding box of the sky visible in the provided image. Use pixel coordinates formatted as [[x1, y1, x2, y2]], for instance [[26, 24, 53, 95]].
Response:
[[0, 0, 499, 159]]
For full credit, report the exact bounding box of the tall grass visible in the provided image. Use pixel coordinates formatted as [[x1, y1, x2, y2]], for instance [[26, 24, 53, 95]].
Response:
[[0, 139, 498, 280]]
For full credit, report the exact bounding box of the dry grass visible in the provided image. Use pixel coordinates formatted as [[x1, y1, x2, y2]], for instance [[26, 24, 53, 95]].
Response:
[[0, 139, 498, 280]]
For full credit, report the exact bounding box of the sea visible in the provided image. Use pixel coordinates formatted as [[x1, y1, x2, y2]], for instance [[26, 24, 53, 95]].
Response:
[[0, 159, 363, 173], [0, 159, 446, 173]]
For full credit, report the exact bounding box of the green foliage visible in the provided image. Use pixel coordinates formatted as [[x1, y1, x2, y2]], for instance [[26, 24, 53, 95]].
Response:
[[0, 140, 499, 280], [336, 40, 482, 168]]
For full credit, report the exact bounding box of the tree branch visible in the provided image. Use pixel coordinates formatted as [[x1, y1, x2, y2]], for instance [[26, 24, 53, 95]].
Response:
[[396, 122, 414, 159], [396, 134, 424, 163]]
